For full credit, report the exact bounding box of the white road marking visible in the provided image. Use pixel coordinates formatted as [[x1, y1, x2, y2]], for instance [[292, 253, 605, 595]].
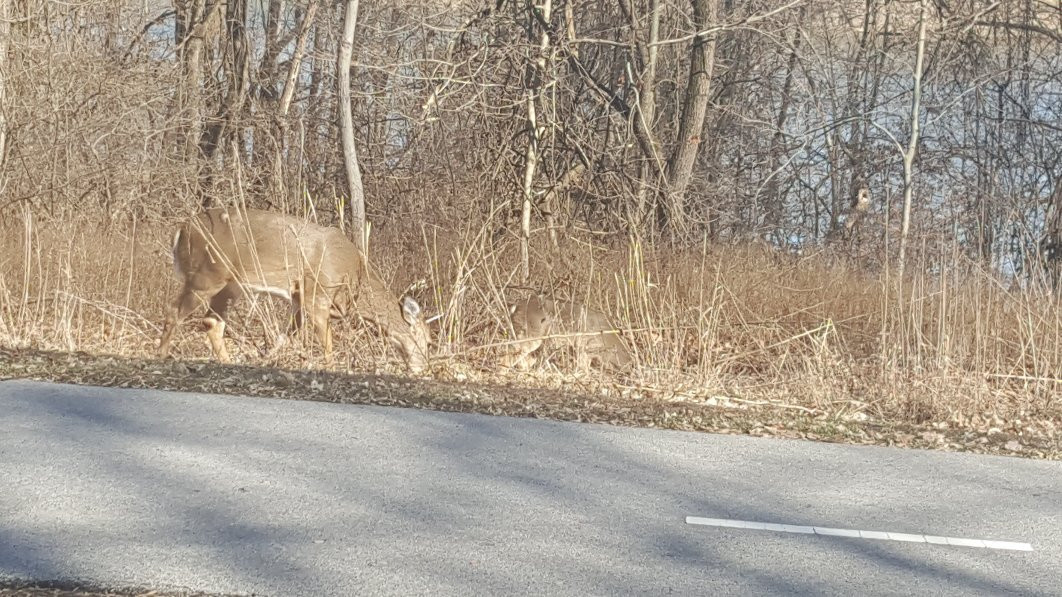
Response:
[[685, 517, 1033, 552]]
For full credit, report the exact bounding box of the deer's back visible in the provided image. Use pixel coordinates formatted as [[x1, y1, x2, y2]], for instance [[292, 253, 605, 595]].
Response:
[[173, 208, 363, 291], [514, 296, 630, 358]]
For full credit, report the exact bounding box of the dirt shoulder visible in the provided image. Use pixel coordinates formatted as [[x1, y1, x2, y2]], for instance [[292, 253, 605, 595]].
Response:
[[1, 347, 1058, 460]]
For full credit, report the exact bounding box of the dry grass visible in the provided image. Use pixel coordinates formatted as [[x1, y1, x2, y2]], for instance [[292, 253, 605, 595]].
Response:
[[1, 209, 1059, 432]]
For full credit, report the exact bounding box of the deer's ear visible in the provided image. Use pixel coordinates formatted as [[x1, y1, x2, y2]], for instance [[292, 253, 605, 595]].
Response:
[[508, 303, 518, 316], [401, 295, 422, 324]]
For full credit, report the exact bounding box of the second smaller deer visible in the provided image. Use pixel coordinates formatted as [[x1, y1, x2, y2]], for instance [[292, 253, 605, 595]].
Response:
[[502, 295, 632, 371]]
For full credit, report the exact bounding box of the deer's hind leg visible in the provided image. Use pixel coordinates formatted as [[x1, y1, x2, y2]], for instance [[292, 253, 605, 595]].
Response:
[[287, 280, 307, 339], [203, 283, 240, 363]]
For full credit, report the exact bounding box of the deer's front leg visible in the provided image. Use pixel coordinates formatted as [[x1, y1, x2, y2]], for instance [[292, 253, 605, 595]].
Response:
[[158, 283, 202, 358], [502, 337, 541, 370], [307, 301, 333, 364]]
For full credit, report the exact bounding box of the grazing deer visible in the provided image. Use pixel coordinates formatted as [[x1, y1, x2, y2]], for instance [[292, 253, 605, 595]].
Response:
[[157, 208, 431, 372], [502, 295, 632, 371]]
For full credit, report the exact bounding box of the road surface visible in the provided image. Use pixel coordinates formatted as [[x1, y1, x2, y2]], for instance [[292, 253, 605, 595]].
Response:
[[1, 380, 1059, 595]]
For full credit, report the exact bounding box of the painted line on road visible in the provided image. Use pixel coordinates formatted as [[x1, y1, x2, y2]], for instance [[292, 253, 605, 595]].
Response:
[[685, 517, 1033, 552]]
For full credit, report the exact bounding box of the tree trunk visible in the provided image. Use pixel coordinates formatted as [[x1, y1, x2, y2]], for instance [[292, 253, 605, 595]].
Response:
[[663, 0, 718, 237], [764, 11, 803, 241], [632, 0, 664, 238], [898, 0, 928, 278], [174, 0, 216, 164], [520, 0, 552, 283], [520, 92, 538, 283], [337, 0, 366, 252], [1043, 180, 1062, 291], [261, 0, 285, 86], [0, 0, 9, 175], [278, 5, 319, 110], [198, 0, 250, 169], [273, 0, 318, 205]]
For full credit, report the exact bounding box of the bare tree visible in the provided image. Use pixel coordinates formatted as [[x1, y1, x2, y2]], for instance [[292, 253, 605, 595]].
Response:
[[173, 0, 210, 165], [898, 0, 930, 277], [198, 0, 251, 171], [762, 6, 805, 241], [0, 0, 8, 176], [271, 0, 319, 203], [1043, 179, 1062, 291], [338, 0, 366, 250], [627, 0, 666, 237], [519, 0, 554, 282], [663, 0, 719, 236], [0, 0, 1059, 288]]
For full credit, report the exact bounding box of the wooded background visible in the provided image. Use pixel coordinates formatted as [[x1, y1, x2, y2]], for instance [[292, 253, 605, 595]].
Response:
[[2, 0, 1061, 431], [0, 0, 1059, 285]]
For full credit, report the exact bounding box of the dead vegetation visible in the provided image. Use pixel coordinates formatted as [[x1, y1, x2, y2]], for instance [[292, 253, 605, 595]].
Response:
[[0, 0, 1060, 455], [0, 211, 1058, 453]]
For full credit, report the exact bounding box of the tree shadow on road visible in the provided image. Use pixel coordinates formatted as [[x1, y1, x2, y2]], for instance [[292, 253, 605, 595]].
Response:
[[0, 380, 1058, 595]]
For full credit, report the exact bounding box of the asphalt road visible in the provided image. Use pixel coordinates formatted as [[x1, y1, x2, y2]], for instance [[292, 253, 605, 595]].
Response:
[[1, 380, 1059, 596]]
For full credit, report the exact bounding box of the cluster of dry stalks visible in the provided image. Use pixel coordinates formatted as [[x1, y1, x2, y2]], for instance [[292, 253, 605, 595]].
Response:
[[1, 206, 1058, 430]]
